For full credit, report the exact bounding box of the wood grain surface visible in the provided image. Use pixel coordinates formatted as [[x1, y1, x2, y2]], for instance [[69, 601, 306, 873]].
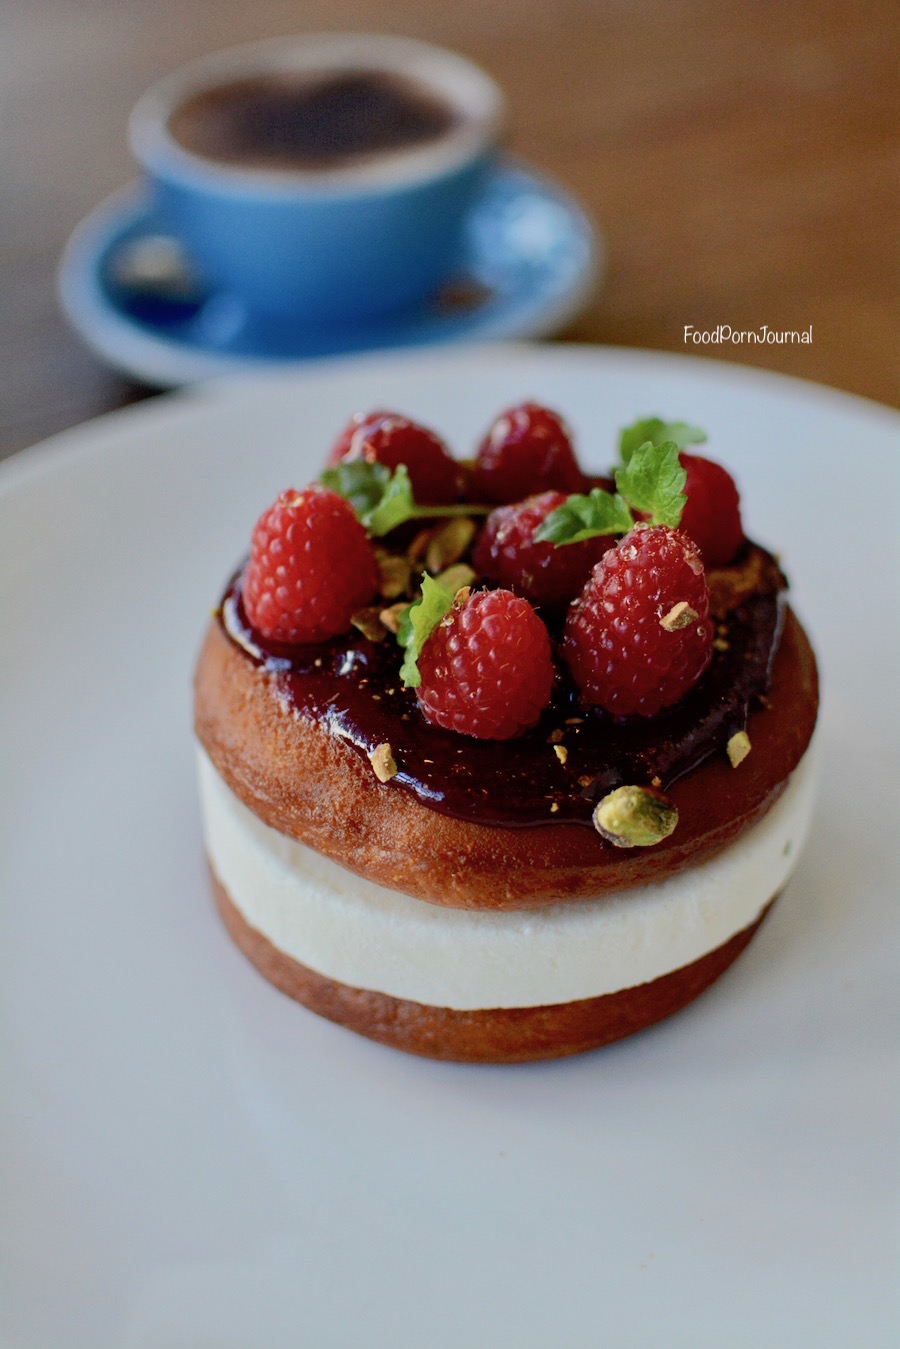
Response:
[[1, 0, 897, 460]]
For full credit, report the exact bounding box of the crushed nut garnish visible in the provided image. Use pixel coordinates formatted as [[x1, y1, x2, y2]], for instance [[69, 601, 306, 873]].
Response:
[[714, 636, 730, 651], [368, 742, 398, 783], [707, 547, 783, 618], [593, 785, 679, 848], [550, 802, 560, 813], [379, 602, 408, 634], [660, 601, 698, 631], [726, 730, 751, 767], [406, 527, 433, 564], [565, 717, 584, 726], [436, 562, 476, 594], [425, 517, 477, 573], [376, 552, 413, 600], [547, 728, 565, 744], [651, 775, 662, 788], [350, 607, 388, 642], [553, 744, 568, 765], [578, 775, 595, 788]]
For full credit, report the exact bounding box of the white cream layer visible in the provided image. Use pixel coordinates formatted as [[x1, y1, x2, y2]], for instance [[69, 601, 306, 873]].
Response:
[[198, 745, 816, 1010]]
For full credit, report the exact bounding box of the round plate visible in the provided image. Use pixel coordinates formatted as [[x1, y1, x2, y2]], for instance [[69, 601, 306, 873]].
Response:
[[58, 160, 599, 387], [2, 345, 897, 1347]]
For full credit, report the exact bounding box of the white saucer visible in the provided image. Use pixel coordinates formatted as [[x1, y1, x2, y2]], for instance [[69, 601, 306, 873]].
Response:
[[58, 159, 600, 386]]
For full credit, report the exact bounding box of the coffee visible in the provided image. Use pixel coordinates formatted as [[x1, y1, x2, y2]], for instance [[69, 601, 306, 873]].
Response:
[[168, 69, 461, 172]]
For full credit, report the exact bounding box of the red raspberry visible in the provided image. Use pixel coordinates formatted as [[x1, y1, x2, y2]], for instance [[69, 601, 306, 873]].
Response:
[[327, 410, 462, 504], [563, 525, 714, 717], [679, 453, 744, 566], [472, 402, 588, 503], [243, 486, 379, 643], [473, 492, 616, 608], [417, 590, 555, 740], [327, 408, 395, 464]]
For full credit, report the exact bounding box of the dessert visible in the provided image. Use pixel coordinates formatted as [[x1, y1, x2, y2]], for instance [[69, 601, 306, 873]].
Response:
[[194, 406, 818, 1061]]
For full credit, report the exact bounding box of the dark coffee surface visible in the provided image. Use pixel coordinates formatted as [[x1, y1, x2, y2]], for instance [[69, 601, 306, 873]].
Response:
[[217, 544, 786, 829], [168, 69, 459, 170]]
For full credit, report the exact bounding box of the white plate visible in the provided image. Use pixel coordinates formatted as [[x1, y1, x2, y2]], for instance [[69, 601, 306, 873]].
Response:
[[2, 344, 897, 1348]]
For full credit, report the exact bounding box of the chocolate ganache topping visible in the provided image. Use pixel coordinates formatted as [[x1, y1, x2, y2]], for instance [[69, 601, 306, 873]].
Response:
[[218, 542, 786, 829]]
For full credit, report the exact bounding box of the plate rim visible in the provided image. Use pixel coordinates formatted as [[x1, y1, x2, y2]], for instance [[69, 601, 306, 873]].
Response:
[[3, 341, 897, 503]]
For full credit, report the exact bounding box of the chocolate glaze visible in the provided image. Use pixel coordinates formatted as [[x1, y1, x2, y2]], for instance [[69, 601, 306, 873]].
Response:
[[218, 545, 785, 828]]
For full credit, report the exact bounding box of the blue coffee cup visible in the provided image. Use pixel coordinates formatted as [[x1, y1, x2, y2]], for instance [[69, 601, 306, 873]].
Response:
[[128, 35, 504, 326]]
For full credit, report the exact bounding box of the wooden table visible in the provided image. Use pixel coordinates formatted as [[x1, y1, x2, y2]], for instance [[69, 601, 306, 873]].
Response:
[[2, 0, 897, 462]]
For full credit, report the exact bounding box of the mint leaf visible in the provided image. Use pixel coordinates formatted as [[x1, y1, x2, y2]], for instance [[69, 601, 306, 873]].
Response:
[[398, 573, 456, 688], [619, 417, 706, 464], [364, 464, 416, 536], [320, 460, 392, 519], [321, 461, 489, 537], [615, 440, 686, 528], [534, 488, 634, 546], [321, 461, 416, 536]]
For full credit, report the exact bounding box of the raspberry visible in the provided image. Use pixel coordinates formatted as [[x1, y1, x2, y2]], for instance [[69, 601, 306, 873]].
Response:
[[563, 525, 714, 717], [327, 409, 395, 465], [679, 453, 743, 566], [243, 486, 379, 643], [417, 590, 555, 740], [473, 492, 616, 608], [327, 410, 462, 504], [472, 403, 588, 503]]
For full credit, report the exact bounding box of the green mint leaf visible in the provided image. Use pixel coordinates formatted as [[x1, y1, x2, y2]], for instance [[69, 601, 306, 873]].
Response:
[[615, 440, 686, 528], [398, 573, 456, 688], [619, 417, 707, 464], [364, 464, 416, 536], [533, 488, 634, 546], [322, 460, 488, 537], [320, 461, 416, 535], [320, 460, 392, 519]]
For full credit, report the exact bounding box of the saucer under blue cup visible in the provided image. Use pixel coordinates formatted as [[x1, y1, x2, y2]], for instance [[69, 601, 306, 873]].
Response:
[[58, 159, 600, 388]]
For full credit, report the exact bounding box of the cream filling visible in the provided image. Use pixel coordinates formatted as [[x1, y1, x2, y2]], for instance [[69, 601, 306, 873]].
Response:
[[197, 744, 817, 1010]]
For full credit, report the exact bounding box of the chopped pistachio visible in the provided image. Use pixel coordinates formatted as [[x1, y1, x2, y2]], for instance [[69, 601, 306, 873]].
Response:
[[660, 601, 698, 631], [368, 742, 398, 783], [379, 602, 408, 634], [376, 552, 413, 600], [425, 517, 477, 573], [350, 607, 388, 642], [435, 562, 476, 594], [593, 785, 678, 848], [406, 527, 433, 564], [726, 730, 751, 767]]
